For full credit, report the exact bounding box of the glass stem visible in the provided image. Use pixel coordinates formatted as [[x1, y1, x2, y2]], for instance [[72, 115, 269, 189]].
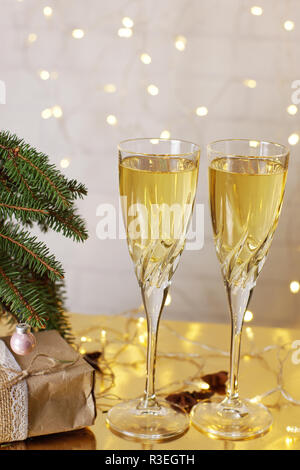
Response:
[[224, 280, 253, 405], [139, 282, 170, 409]]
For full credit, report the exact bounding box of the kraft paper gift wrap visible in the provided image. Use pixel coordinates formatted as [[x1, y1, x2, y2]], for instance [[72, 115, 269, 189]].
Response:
[[0, 330, 97, 443]]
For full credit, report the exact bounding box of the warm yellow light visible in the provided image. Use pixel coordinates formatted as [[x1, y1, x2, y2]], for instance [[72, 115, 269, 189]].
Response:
[[288, 133, 299, 145], [246, 327, 254, 340], [284, 20, 295, 32], [243, 79, 257, 88], [290, 281, 300, 294], [287, 104, 298, 115], [104, 83, 116, 93], [165, 293, 172, 305], [249, 140, 259, 148], [200, 381, 210, 390], [79, 347, 86, 355], [160, 130, 171, 139], [106, 114, 117, 125], [52, 105, 63, 118], [150, 139, 159, 144], [251, 6, 263, 16], [250, 395, 260, 403], [286, 425, 300, 434], [138, 317, 145, 325], [43, 6, 53, 17], [80, 336, 87, 343], [122, 17, 134, 28], [60, 158, 70, 169], [100, 329, 107, 340], [285, 436, 294, 448], [147, 84, 159, 96], [118, 28, 132, 38], [139, 334, 147, 345], [41, 108, 52, 119], [39, 70, 50, 80], [175, 35, 187, 51], [244, 310, 253, 322], [28, 33, 37, 43], [196, 106, 208, 117], [72, 29, 85, 39], [140, 53, 152, 65]]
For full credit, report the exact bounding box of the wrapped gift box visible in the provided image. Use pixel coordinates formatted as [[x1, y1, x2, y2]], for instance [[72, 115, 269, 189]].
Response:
[[0, 330, 96, 443]]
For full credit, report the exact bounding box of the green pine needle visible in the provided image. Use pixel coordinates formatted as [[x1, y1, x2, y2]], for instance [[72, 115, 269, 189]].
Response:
[[0, 130, 89, 339]]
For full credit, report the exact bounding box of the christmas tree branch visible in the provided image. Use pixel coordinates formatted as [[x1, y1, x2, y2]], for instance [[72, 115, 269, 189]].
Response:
[[0, 130, 88, 338]]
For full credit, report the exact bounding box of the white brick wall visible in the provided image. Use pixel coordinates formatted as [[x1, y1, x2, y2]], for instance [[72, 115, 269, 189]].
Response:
[[0, 0, 299, 327]]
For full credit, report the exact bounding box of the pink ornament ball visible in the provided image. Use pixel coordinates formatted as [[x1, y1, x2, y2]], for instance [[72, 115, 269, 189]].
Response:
[[10, 323, 36, 356]]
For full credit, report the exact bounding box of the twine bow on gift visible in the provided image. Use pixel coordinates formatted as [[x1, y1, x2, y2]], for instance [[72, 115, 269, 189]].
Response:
[[0, 352, 80, 391]]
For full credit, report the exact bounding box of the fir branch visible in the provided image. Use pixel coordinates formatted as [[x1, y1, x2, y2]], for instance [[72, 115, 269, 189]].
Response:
[[0, 131, 74, 209], [0, 222, 64, 281], [0, 130, 89, 339], [0, 261, 46, 329], [0, 190, 88, 242]]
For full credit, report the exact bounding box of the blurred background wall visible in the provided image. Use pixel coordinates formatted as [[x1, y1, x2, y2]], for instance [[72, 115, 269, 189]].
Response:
[[0, 0, 300, 327]]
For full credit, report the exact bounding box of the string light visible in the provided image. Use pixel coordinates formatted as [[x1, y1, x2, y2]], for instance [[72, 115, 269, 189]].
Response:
[[284, 20, 295, 32], [285, 437, 294, 448], [72, 29, 85, 39], [246, 326, 254, 340], [41, 108, 52, 119], [160, 130, 171, 139], [175, 35, 187, 51], [43, 6, 53, 17], [139, 333, 147, 345], [290, 281, 300, 294], [79, 346, 86, 354], [106, 114, 117, 125], [286, 426, 300, 434], [100, 329, 107, 349], [122, 17, 134, 28], [150, 139, 159, 144], [147, 84, 159, 96], [60, 158, 70, 169], [140, 53, 152, 65], [104, 83, 116, 93], [195, 106, 208, 117], [118, 28, 132, 38], [250, 6, 263, 16], [287, 104, 298, 115], [249, 140, 259, 148], [39, 70, 50, 80], [52, 105, 63, 118], [243, 79, 257, 88], [288, 133, 299, 145], [244, 310, 253, 322], [27, 33, 37, 43]]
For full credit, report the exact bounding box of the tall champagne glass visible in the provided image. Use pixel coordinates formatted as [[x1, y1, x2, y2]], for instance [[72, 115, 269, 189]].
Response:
[[191, 139, 289, 440], [106, 138, 200, 441]]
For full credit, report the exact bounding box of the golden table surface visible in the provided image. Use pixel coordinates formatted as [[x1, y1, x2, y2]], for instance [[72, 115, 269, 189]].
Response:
[[1, 313, 300, 450]]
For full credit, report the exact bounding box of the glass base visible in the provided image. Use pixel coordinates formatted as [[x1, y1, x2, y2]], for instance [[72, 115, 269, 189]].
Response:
[[191, 396, 272, 441], [106, 398, 190, 442]]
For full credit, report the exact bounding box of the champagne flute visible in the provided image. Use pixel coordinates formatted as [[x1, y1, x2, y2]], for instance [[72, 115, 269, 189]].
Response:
[[107, 138, 200, 441], [191, 139, 289, 440]]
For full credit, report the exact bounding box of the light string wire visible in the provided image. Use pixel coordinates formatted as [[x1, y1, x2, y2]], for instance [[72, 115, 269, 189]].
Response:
[[73, 306, 300, 431], [11, 0, 300, 162]]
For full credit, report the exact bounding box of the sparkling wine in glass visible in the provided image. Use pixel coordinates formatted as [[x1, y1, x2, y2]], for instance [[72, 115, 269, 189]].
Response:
[[106, 138, 200, 441], [191, 139, 289, 440]]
